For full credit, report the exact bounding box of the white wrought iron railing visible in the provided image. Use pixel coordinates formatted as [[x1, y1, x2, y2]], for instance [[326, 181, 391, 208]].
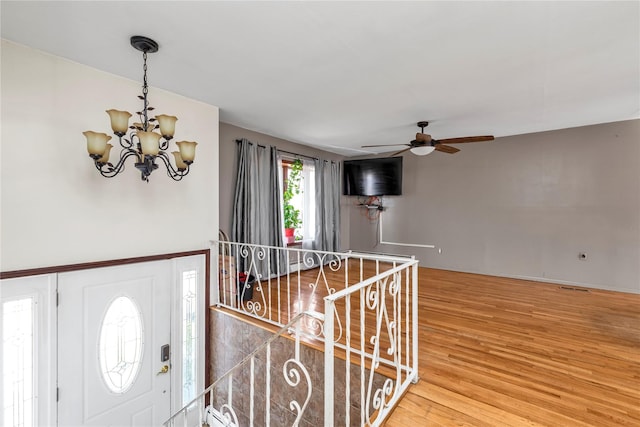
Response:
[[164, 311, 323, 427], [323, 260, 420, 426], [166, 242, 419, 426]]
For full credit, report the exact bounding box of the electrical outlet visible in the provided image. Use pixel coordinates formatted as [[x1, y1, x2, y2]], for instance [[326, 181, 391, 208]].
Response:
[[578, 252, 587, 260]]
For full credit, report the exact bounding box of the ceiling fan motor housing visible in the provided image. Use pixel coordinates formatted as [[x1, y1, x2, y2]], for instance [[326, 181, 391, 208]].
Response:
[[360, 120, 493, 156]]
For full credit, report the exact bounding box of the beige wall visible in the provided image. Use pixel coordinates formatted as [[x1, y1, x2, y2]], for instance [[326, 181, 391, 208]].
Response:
[[218, 122, 349, 249], [1, 40, 219, 270], [348, 120, 640, 293]]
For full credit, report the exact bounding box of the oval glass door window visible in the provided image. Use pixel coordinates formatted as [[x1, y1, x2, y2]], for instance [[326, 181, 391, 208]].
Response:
[[99, 296, 144, 393]]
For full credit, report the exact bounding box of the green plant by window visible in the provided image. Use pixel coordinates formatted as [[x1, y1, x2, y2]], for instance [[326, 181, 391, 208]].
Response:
[[283, 159, 303, 230]]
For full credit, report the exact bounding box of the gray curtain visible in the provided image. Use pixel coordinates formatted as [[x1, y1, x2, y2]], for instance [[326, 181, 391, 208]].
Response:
[[232, 139, 285, 275], [313, 159, 341, 252]]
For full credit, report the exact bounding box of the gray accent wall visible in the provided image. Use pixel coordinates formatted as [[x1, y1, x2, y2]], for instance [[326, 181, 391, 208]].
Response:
[[348, 120, 640, 294], [220, 120, 639, 293]]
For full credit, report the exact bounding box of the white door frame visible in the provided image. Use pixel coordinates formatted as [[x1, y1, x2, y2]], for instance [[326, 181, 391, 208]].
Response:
[[1, 251, 208, 426]]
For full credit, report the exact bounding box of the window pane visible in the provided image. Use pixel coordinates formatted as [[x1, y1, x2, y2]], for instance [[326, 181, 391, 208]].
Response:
[[98, 296, 144, 394], [280, 158, 316, 242], [3, 298, 35, 427], [182, 270, 198, 404]]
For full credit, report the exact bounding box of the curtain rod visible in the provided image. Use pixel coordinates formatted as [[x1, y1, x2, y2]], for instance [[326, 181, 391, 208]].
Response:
[[278, 149, 318, 162], [235, 138, 266, 148], [235, 139, 319, 161]]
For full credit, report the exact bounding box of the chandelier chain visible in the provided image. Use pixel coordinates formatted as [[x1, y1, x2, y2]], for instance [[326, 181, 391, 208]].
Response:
[[142, 51, 149, 130], [142, 51, 148, 95]]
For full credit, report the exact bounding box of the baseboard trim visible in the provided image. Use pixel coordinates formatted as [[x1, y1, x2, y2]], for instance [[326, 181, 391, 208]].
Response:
[[424, 266, 639, 295]]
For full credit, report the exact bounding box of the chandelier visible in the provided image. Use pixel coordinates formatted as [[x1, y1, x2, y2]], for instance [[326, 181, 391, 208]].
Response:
[[83, 36, 197, 182]]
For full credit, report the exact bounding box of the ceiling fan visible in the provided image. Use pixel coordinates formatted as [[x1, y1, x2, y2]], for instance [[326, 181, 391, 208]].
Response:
[[362, 121, 494, 156]]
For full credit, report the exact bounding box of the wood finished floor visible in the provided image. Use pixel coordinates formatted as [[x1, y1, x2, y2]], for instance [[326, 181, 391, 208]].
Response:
[[227, 264, 640, 426], [385, 268, 640, 427]]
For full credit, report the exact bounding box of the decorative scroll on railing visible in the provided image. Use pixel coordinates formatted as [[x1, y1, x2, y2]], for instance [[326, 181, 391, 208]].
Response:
[[324, 260, 420, 426], [216, 241, 412, 333], [164, 311, 321, 427], [168, 242, 419, 427]]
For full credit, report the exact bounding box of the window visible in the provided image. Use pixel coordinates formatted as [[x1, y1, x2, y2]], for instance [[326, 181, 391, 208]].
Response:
[[172, 255, 205, 412], [2, 274, 55, 427], [98, 296, 144, 394], [280, 157, 315, 244], [3, 297, 35, 427], [181, 269, 198, 404]]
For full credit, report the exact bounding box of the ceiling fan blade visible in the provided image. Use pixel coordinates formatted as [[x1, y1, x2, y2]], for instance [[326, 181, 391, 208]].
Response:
[[390, 147, 411, 157], [438, 136, 494, 144], [435, 144, 460, 154], [415, 133, 432, 143], [361, 143, 410, 148]]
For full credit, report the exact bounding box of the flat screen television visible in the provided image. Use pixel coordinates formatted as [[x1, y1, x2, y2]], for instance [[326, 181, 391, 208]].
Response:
[[343, 157, 403, 196]]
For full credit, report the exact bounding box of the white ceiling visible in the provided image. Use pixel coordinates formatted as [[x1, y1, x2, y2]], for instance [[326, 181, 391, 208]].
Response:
[[2, 1, 638, 156]]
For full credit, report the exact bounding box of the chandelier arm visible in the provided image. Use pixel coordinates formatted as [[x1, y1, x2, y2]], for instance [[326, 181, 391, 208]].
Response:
[[94, 149, 139, 178], [119, 134, 135, 150], [156, 151, 189, 181], [159, 137, 171, 152]]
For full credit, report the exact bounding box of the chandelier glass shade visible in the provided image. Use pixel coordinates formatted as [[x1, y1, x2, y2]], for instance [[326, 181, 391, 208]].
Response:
[[83, 36, 197, 182]]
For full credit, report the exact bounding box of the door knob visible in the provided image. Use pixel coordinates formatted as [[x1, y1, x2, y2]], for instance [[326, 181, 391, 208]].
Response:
[[156, 364, 169, 375]]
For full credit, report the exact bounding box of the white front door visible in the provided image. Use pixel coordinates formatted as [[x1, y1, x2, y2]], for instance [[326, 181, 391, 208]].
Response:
[[57, 260, 172, 426]]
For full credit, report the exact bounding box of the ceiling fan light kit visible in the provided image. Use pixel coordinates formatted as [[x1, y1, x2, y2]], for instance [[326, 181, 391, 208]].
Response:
[[410, 146, 435, 156], [363, 121, 494, 157]]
